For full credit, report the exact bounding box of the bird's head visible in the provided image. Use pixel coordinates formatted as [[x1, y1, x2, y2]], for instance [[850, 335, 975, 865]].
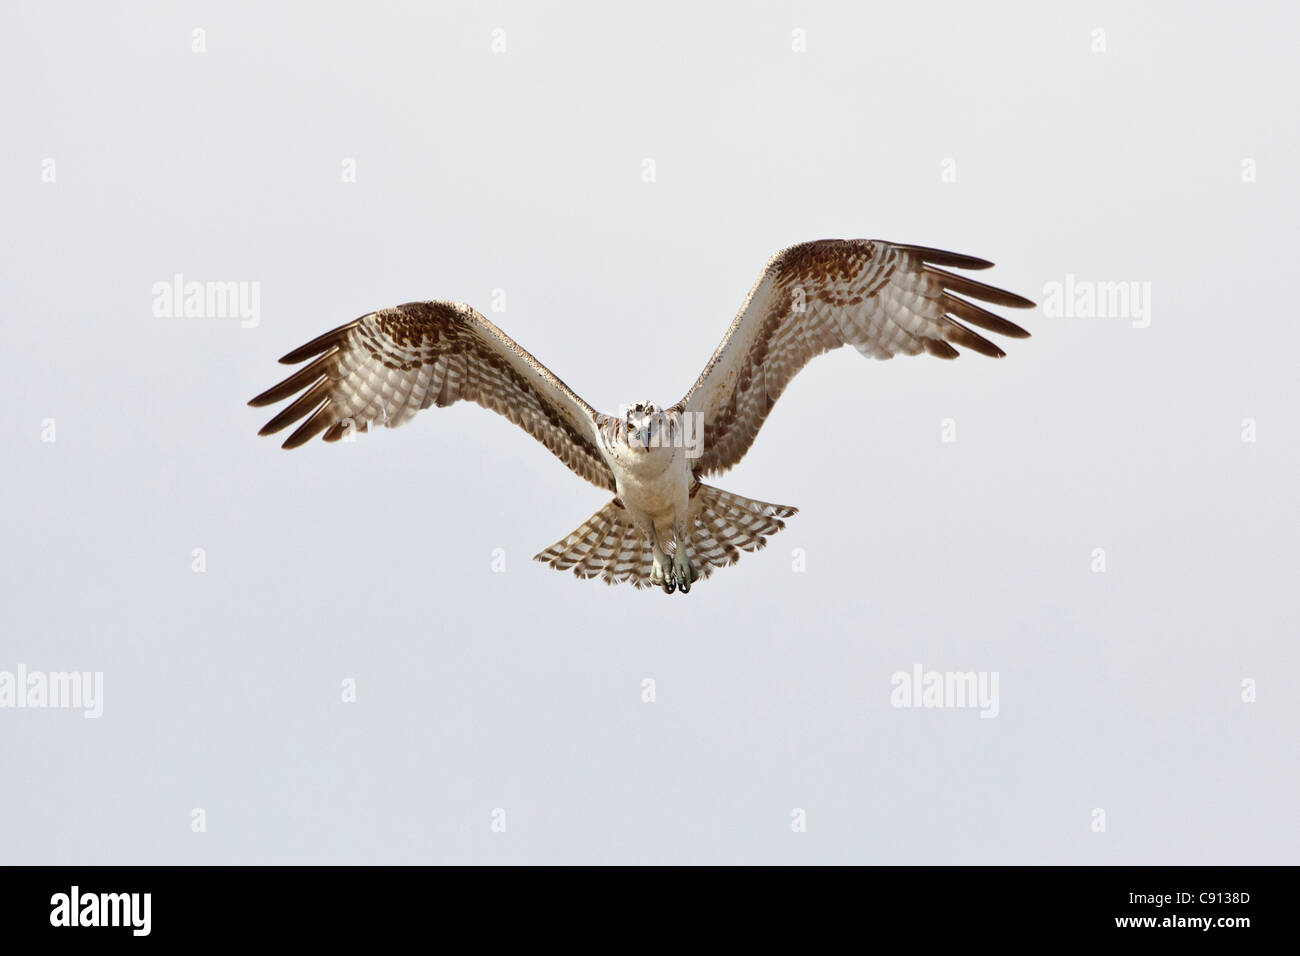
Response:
[[623, 400, 664, 452]]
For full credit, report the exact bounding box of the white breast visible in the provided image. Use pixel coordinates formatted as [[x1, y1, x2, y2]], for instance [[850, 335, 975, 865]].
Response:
[[608, 444, 691, 525]]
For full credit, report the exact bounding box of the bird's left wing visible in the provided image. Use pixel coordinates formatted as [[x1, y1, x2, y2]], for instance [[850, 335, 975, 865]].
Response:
[[674, 239, 1034, 477], [248, 300, 615, 491]]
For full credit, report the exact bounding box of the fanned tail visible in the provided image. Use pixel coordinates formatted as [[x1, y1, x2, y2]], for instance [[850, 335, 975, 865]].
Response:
[[533, 485, 797, 589]]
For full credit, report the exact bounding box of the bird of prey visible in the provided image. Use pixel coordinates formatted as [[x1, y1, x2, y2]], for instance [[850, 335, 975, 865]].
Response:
[[249, 239, 1033, 594]]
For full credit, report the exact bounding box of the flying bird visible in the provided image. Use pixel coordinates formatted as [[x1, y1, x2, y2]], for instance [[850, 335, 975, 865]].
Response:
[[249, 239, 1033, 593]]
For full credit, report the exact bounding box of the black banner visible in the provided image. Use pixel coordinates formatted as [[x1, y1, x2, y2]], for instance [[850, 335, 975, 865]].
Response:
[[0, 865, 1279, 942]]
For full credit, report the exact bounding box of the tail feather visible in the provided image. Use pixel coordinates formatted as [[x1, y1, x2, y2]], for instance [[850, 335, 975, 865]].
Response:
[[534, 485, 796, 589], [689, 485, 797, 580], [533, 500, 656, 587]]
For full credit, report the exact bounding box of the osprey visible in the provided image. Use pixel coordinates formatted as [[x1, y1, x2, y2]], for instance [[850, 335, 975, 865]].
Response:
[[249, 239, 1033, 593]]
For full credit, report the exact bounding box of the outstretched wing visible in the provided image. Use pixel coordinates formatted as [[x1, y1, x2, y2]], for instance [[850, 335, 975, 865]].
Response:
[[675, 239, 1034, 477], [248, 300, 615, 491]]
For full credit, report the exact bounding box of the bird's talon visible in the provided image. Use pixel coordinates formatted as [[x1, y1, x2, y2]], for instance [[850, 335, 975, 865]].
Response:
[[669, 551, 694, 594]]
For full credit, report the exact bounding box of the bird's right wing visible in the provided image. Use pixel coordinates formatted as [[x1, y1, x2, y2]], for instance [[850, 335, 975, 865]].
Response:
[[248, 301, 615, 491]]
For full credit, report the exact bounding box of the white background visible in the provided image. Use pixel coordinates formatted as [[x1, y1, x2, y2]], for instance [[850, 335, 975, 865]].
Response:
[[2, 1, 1296, 863]]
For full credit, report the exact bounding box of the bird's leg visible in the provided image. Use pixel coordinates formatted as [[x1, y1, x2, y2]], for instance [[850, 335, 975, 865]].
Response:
[[648, 532, 673, 593], [657, 545, 675, 594], [671, 519, 695, 594]]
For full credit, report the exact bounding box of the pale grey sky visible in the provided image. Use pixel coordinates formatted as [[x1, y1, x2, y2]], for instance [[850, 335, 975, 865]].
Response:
[[1, 1, 1296, 864]]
